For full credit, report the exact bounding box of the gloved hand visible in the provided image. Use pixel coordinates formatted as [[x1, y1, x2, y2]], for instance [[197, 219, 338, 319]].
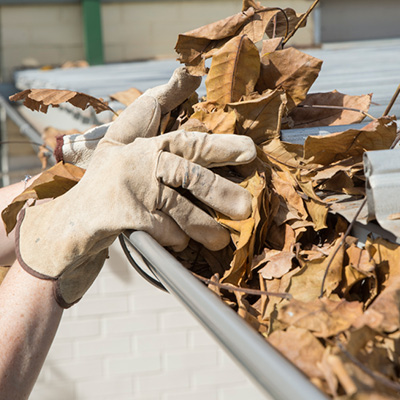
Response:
[[16, 130, 256, 308], [55, 66, 201, 168]]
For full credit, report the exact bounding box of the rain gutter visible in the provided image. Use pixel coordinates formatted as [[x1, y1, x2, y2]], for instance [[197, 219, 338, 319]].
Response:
[[123, 230, 328, 400]]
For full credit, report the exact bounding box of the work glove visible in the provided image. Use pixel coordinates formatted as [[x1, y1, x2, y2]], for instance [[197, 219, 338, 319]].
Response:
[[16, 130, 256, 308], [54, 67, 201, 168]]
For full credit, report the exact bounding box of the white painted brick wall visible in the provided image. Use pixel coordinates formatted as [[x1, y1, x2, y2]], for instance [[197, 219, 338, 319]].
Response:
[[28, 241, 269, 400]]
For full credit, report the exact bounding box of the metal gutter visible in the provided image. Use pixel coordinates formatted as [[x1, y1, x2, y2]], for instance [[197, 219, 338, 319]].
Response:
[[124, 230, 328, 400]]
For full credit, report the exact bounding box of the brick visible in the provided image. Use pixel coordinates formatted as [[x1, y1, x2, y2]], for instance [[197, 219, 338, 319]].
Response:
[[76, 377, 133, 398], [77, 336, 131, 358], [164, 349, 218, 371], [56, 318, 100, 339], [104, 314, 158, 335], [188, 328, 218, 347], [134, 332, 187, 352], [46, 341, 74, 361], [160, 310, 198, 331], [29, 381, 75, 400], [107, 353, 161, 375], [136, 370, 190, 393], [163, 388, 218, 400], [75, 294, 129, 317], [49, 359, 103, 381], [220, 383, 273, 400], [131, 291, 181, 311], [192, 366, 247, 387]]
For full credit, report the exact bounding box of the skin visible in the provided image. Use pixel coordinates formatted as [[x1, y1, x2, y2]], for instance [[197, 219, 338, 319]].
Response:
[[0, 178, 63, 400]]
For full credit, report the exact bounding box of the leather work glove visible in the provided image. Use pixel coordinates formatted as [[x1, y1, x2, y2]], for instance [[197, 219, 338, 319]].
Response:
[[16, 130, 256, 308], [55, 67, 201, 168]]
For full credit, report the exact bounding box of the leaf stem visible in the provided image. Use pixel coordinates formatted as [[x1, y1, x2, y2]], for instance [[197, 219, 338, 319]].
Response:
[[383, 83, 400, 117], [283, 0, 321, 45], [298, 104, 376, 121], [193, 272, 292, 299]]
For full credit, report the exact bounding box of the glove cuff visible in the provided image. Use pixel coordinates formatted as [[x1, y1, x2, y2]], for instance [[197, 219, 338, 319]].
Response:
[[54, 135, 66, 163]]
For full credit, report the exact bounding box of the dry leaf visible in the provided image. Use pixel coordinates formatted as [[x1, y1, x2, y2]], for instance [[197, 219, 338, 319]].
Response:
[[1, 162, 85, 234], [190, 109, 236, 134], [205, 35, 260, 106], [265, 8, 307, 39], [109, 87, 142, 106], [227, 89, 287, 144], [268, 326, 325, 378], [279, 298, 363, 337], [303, 117, 397, 166], [10, 88, 115, 115], [259, 250, 294, 279], [256, 47, 322, 110], [288, 91, 372, 128]]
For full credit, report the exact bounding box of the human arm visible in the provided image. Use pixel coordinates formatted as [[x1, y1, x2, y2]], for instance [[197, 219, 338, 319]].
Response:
[[0, 259, 63, 400]]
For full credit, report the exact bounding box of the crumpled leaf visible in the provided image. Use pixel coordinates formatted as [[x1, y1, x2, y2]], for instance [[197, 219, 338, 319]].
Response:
[[353, 276, 400, 333], [1, 162, 85, 234], [256, 47, 322, 110], [227, 89, 287, 144], [258, 249, 294, 279], [268, 326, 325, 378], [303, 117, 397, 165], [288, 91, 372, 128], [10, 88, 115, 114], [279, 298, 363, 337], [190, 109, 236, 134], [265, 8, 307, 39], [109, 87, 142, 106], [205, 35, 260, 106]]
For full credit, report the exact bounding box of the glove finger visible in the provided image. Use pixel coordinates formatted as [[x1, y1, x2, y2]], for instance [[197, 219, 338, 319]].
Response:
[[104, 95, 161, 144], [136, 210, 190, 252], [143, 66, 202, 114], [158, 185, 231, 251], [157, 152, 252, 220], [157, 130, 256, 168]]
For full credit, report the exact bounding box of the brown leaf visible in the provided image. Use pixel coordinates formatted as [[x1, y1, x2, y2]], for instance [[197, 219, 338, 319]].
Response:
[[268, 326, 325, 379], [288, 91, 372, 128], [279, 298, 363, 337], [261, 138, 304, 170], [353, 276, 400, 333], [303, 117, 397, 166], [265, 8, 307, 39], [256, 47, 322, 110], [190, 109, 236, 134], [174, 9, 256, 75], [289, 237, 345, 301], [1, 162, 85, 234], [10, 88, 115, 115], [241, 0, 262, 12], [205, 35, 260, 106], [109, 87, 142, 106], [259, 250, 294, 279], [227, 89, 286, 144]]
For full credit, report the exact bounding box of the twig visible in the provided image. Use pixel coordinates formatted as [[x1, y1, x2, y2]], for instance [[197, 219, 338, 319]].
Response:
[[283, 0, 320, 45], [298, 104, 376, 121], [336, 340, 400, 392], [383, 83, 400, 117], [193, 272, 292, 299], [319, 197, 367, 298]]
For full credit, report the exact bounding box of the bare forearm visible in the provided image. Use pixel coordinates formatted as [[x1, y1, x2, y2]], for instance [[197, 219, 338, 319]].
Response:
[[0, 260, 63, 400]]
